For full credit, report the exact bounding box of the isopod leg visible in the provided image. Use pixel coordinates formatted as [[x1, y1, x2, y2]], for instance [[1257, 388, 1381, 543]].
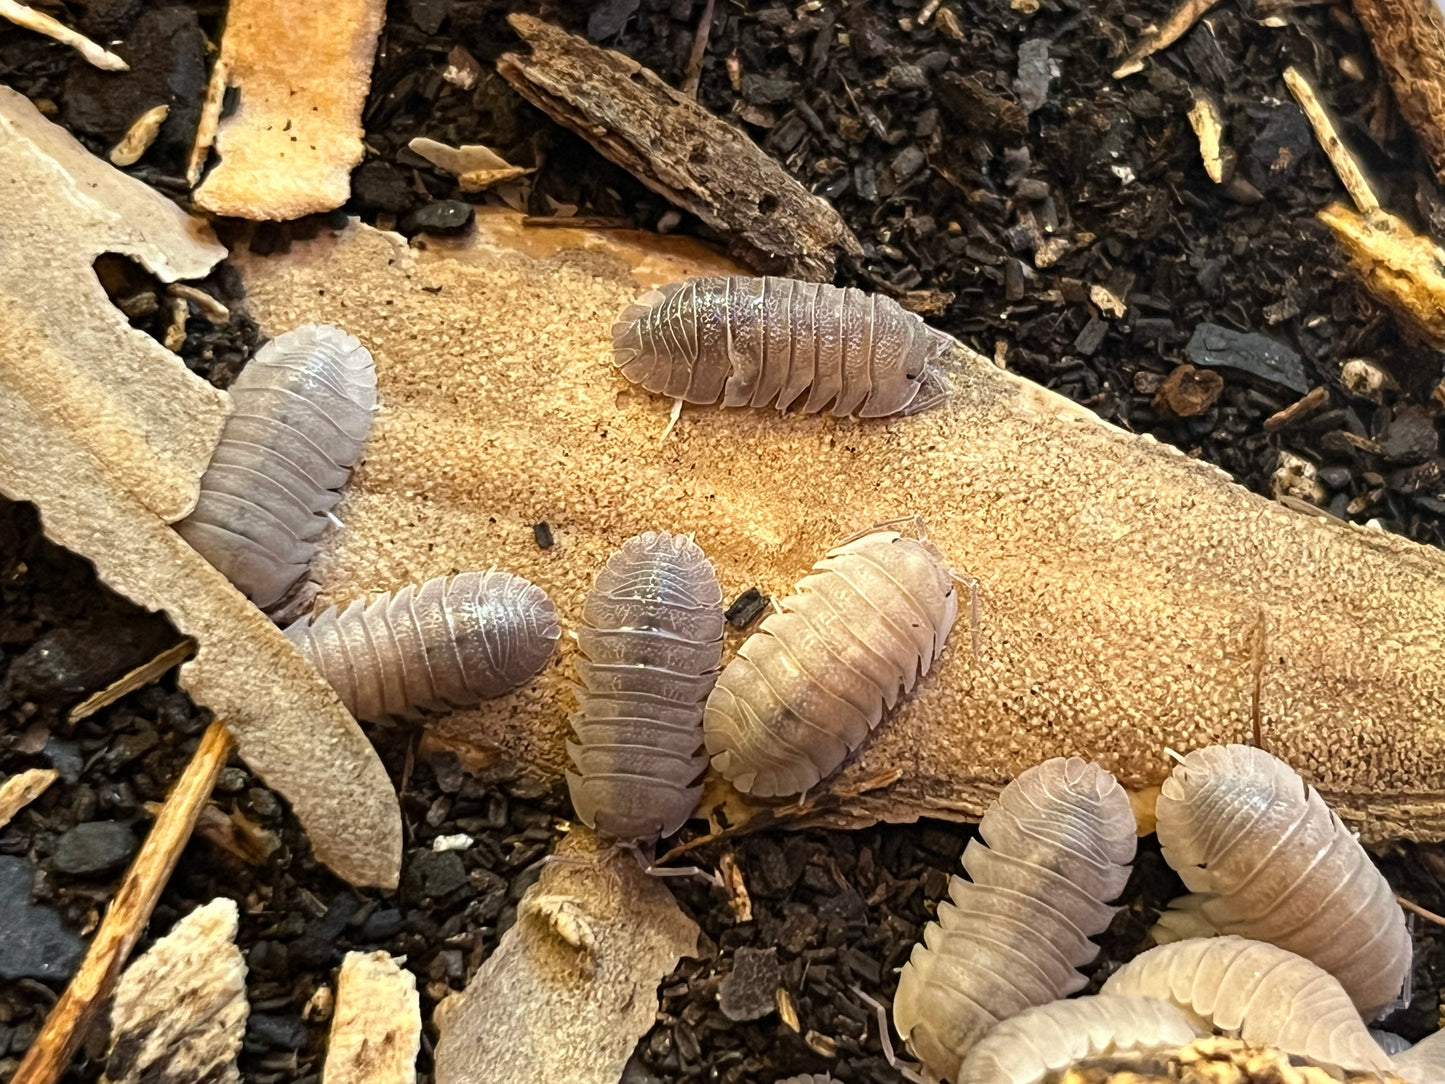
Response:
[[950, 568, 982, 662], [620, 840, 723, 888], [832, 514, 930, 548], [659, 397, 685, 441], [849, 985, 931, 1084]]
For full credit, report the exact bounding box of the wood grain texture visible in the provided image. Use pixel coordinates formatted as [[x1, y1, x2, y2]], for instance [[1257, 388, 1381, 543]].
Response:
[[1353, 0, 1445, 186], [497, 14, 861, 282]]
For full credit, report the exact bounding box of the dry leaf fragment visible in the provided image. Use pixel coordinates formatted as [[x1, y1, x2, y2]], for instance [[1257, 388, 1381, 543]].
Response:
[[407, 137, 535, 192], [193, 0, 386, 219], [0, 87, 228, 522], [323, 952, 420, 1084], [432, 829, 698, 1084]]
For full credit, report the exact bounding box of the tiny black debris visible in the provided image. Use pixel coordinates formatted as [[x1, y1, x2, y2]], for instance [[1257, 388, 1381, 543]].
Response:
[[724, 587, 768, 630], [532, 521, 554, 549]]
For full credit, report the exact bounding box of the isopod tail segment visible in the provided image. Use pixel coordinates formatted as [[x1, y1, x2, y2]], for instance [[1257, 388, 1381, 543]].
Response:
[[539, 838, 723, 890], [850, 986, 930, 1084]]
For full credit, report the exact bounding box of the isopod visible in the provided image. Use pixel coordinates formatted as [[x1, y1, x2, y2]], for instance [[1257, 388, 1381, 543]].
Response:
[[283, 571, 559, 723], [611, 276, 953, 419], [956, 995, 1205, 1084], [891, 757, 1138, 1083], [176, 324, 377, 610], [1394, 1028, 1445, 1082], [1101, 936, 1393, 1073], [1153, 744, 1411, 1019], [566, 531, 724, 844], [703, 530, 957, 797]]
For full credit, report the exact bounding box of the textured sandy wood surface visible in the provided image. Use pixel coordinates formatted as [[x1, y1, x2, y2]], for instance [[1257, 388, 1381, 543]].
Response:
[[323, 952, 420, 1084], [1354, 0, 1445, 187], [236, 213, 1445, 842]]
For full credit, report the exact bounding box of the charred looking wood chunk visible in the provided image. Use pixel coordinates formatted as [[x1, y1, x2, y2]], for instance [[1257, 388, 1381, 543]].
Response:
[[532, 521, 554, 549], [724, 587, 768, 630]]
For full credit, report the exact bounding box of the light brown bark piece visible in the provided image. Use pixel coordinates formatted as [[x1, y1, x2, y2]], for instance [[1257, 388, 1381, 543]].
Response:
[[0, 768, 58, 829], [193, 0, 386, 219], [323, 952, 420, 1084], [0, 342, 402, 888], [1353, 0, 1445, 187], [236, 214, 1445, 843], [1319, 201, 1445, 350], [431, 829, 699, 1084], [0, 87, 228, 522], [102, 898, 248, 1084]]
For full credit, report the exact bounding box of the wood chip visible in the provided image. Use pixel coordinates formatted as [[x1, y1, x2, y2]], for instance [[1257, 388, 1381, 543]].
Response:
[[186, 57, 228, 189], [108, 104, 169, 168], [1319, 202, 1445, 350], [1263, 385, 1330, 433], [1353, 0, 1445, 187], [101, 899, 247, 1084], [0, 0, 128, 71], [1283, 66, 1380, 214], [193, 0, 386, 219], [0, 768, 58, 829], [407, 137, 534, 192], [1113, 0, 1220, 78], [68, 640, 194, 724], [432, 829, 698, 1084], [1187, 90, 1230, 184], [497, 14, 861, 281], [322, 952, 420, 1084], [237, 214, 1445, 844]]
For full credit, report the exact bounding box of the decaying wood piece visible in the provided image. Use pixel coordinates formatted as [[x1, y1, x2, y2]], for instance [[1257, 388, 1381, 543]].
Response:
[[431, 828, 699, 1084], [1352, 0, 1445, 187], [322, 952, 421, 1084], [497, 14, 861, 281], [11, 722, 233, 1084], [1318, 203, 1445, 349], [237, 216, 1445, 844], [0, 88, 228, 522], [101, 898, 248, 1084], [0, 768, 58, 829], [1056, 1036, 1410, 1083], [1113, 0, 1221, 78], [193, 0, 386, 218], [0, 0, 128, 71]]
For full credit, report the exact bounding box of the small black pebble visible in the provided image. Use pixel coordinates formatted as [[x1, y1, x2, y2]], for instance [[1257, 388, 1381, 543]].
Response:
[[533, 521, 554, 549], [401, 200, 475, 237], [246, 1013, 307, 1051], [725, 587, 768, 630], [51, 821, 138, 877]]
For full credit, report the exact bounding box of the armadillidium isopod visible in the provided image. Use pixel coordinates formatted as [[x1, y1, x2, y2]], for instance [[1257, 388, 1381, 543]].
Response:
[[1394, 1028, 1445, 1082], [1101, 936, 1393, 1073], [1153, 744, 1410, 1019], [283, 571, 559, 723], [891, 757, 1138, 1083], [956, 995, 1205, 1084], [567, 531, 724, 844], [176, 324, 377, 610], [703, 530, 957, 797], [611, 276, 953, 418]]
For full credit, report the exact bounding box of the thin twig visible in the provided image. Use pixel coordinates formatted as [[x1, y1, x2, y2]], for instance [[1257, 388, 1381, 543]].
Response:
[[0, 0, 128, 71], [1113, 0, 1220, 78], [1284, 65, 1380, 214], [681, 0, 715, 99], [11, 721, 234, 1084], [1398, 894, 1445, 928]]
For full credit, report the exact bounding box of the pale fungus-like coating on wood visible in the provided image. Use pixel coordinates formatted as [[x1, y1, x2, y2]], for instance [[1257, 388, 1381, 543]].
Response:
[[1102, 937, 1394, 1074], [704, 530, 958, 797], [956, 995, 1206, 1084], [612, 276, 952, 418], [567, 531, 723, 844], [1153, 744, 1411, 1019], [233, 216, 1445, 841], [285, 571, 559, 724], [177, 324, 377, 610], [893, 758, 1138, 1082]]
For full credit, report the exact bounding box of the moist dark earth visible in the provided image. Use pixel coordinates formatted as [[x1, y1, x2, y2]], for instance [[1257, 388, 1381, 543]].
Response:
[[3, 0, 1445, 1080]]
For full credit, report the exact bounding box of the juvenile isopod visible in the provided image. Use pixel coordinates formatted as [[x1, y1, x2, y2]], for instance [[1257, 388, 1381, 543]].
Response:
[[703, 530, 957, 797], [956, 995, 1205, 1084], [612, 276, 953, 420], [566, 531, 724, 844], [891, 757, 1138, 1083], [1153, 744, 1411, 1018], [1101, 936, 1393, 1073], [283, 571, 559, 723], [176, 324, 377, 610]]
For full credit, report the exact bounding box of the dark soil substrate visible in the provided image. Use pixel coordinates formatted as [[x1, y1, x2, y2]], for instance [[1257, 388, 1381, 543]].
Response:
[[5, 0, 1445, 1081]]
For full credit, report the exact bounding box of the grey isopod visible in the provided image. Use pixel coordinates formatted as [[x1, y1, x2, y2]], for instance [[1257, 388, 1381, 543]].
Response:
[[891, 757, 1138, 1083], [176, 324, 377, 610], [1152, 744, 1411, 1019], [283, 571, 559, 723], [566, 531, 724, 844], [611, 276, 953, 419], [703, 530, 957, 797]]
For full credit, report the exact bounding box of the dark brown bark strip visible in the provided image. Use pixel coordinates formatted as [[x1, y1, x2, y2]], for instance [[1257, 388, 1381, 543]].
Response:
[[1353, 0, 1445, 185]]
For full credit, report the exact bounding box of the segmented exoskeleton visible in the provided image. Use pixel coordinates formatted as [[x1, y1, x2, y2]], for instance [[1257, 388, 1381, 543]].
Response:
[[1153, 744, 1410, 1019], [567, 531, 724, 844], [1101, 936, 1393, 1073], [891, 757, 1138, 1083], [956, 995, 1205, 1084], [703, 530, 957, 797], [611, 276, 953, 419], [1393, 1027, 1445, 1082], [176, 324, 376, 610], [283, 571, 559, 723]]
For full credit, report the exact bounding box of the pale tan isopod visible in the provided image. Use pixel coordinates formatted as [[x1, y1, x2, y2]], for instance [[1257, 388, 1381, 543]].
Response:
[[703, 530, 957, 797], [283, 571, 559, 723], [1153, 744, 1411, 1018], [567, 531, 724, 844], [956, 995, 1205, 1084], [1394, 1027, 1445, 1082], [1101, 936, 1393, 1073], [891, 757, 1138, 1083], [176, 324, 376, 610], [612, 276, 953, 419]]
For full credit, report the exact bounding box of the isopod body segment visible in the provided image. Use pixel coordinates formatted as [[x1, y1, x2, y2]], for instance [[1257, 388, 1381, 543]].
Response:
[[176, 324, 377, 610], [283, 571, 559, 723], [566, 531, 724, 844], [703, 530, 957, 797], [611, 276, 953, 418]]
